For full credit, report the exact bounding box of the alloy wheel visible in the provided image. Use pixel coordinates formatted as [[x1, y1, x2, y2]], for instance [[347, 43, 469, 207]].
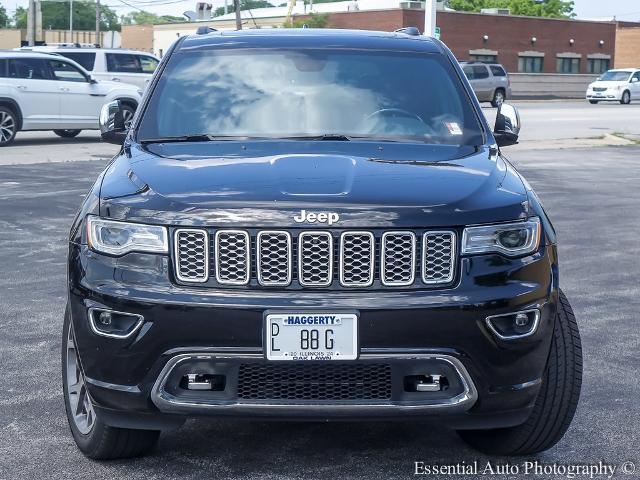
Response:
[[493, 91, 504, 107], [0, 111, 16, 144], [65, 327, 96, 435]]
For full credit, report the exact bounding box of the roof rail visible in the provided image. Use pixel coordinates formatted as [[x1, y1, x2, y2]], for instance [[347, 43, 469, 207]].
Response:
[[196, 26, 218, 35], [394, 27, 421, 36]]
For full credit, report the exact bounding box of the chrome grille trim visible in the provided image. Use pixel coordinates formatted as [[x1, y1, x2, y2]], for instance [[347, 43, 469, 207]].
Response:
[[340, 231, 375, 287], [174, 228, 209, 283], [422, 231, 456, 285], [256, 231, 292, 287], [214, 230, 250, 285], [298, 231, 333, 287], [380, 231, 416, 286]]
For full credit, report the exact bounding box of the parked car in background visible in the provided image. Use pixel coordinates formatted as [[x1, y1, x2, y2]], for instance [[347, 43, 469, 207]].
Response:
[[460, 61, 511, 107], [586, 68, 640, 104], [17, 46, 160, 89], [0, 51, 142, 146]]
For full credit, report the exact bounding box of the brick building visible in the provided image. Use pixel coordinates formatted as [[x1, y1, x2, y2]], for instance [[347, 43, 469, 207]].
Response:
[[316, 9, 619, 75]]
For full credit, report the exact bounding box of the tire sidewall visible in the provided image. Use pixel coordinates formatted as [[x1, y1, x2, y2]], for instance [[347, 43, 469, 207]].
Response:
[[622, 91, 631, 104], [62, 307, 107, 453], [0, 106, 18, 146]]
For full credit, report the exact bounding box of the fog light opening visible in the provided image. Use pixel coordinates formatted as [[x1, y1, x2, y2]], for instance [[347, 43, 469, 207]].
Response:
[[404, 374, 449, 393], [180, 373, 226, 391], [486, 309, 540, 340], [88, 308, 144, 339]]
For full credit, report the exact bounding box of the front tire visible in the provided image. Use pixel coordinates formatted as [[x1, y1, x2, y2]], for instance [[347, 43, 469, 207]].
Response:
[[458, 290, 582, 455], [54, 129, 82, 138], [588, 100, 599, 104], [62, 307, 160, 459], [620, 90, 631, 105], [0, 106, 18, 146]]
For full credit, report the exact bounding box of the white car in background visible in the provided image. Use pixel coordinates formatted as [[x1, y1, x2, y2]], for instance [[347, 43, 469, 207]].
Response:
[[18, 46, 159, 89], [0, 51, 142, 146], [586, 69, 640, 104]]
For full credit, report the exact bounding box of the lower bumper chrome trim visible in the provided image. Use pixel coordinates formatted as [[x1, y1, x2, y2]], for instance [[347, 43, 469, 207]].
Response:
[[150, 352, 478, 415]]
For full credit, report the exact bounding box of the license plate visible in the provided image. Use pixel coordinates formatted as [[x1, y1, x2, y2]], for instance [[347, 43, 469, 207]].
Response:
[[265, 313, 358, 361]]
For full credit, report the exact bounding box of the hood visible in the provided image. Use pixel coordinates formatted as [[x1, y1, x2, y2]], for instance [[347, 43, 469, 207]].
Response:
[[591, 80, 626, 87], [100, 141, 529, 228]]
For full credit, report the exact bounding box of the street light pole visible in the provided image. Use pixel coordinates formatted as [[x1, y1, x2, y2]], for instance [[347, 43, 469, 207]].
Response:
[[28, 0, 36, 46], [69, 0, 74, 43], [95, 0, 101, 46], [424, 0, 436, 36]]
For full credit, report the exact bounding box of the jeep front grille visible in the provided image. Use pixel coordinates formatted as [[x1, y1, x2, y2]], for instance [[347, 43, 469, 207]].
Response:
[[257, 231, 292, 286], [340, 232, 375, 287], [173, 229, 457, 289], [381, 231, 416, 286], [174, 229, 208, 283], [214, 230, 250, 285], [422, 232, 456, 284], [298, 231, 333, 287]]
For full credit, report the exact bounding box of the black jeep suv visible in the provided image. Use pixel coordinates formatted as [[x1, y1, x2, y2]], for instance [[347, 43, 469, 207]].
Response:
[[64, 29, 582, 459]]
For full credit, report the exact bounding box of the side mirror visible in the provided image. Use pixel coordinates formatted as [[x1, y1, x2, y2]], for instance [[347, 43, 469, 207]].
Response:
[[89, 75, 98, 84], [493, 103, 520, 148], [99, 101, 127, 145], [631, 77, 639, 83]]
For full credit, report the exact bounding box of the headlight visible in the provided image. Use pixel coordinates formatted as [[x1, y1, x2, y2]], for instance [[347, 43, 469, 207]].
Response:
[[87, 216, 168, 256], [461, 218, 541, 257]]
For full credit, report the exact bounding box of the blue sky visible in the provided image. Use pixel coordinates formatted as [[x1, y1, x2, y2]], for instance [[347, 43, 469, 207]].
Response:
[[5, 0, 640, 22]]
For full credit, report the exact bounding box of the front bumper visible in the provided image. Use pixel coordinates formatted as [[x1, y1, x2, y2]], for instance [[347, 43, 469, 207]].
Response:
[[68, 241, 558, 429], [586, 90, 622, 100]]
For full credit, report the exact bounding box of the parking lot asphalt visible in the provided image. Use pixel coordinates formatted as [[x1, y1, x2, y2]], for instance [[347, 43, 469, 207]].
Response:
[[1, 103, 639, 479]]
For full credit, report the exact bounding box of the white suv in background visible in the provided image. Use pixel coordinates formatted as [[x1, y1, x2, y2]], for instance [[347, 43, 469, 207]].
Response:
[[0, 51, 142, 146], [586, 69, 640, 104], [18, 46, 159, 89]]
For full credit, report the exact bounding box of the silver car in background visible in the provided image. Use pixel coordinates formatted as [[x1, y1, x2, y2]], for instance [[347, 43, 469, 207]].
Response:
[[460, 61, 512, 107]]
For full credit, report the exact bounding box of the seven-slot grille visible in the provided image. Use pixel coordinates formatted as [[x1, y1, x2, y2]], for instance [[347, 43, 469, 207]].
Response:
[[174, 229, 209, 283], [298, 232, 333, 287], [214, 230, 250, 285], [257, 231, 292, 286], [173, 229, 456, 288]]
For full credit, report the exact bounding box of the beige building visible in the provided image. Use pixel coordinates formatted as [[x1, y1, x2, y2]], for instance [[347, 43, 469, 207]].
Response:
[[0, 28, 120, 50], [615, 23, 640, 68]]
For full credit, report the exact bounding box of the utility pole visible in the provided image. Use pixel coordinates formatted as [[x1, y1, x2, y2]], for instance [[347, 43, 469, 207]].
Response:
[[28, 0, 36, 46], [424, 0, 436, 36], [234, 0, 242, 30], [95, 0, 101, 46], [70, 0, 74, 43]]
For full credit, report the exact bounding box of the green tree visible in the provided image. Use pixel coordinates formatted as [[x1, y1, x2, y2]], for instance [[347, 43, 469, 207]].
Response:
[[0, 3, 10, 27], [284, 12, 330, 28], [213, 0, 274, 17], [447, 0, 574, 18], [14, 1, 121, 31], [121, 11, 185, 25]]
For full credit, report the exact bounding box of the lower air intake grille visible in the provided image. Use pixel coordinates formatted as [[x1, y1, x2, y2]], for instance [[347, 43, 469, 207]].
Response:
[[236, 363, 392, 401]]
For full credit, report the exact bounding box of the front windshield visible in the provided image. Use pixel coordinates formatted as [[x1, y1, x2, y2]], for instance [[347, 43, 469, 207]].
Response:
[[137, 48, 484, 146], [599, 71, 631, 82]]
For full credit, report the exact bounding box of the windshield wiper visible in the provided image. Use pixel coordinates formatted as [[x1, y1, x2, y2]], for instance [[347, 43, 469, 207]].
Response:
[[140, 134, 257, 144], [281, 134, 352, 141]]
